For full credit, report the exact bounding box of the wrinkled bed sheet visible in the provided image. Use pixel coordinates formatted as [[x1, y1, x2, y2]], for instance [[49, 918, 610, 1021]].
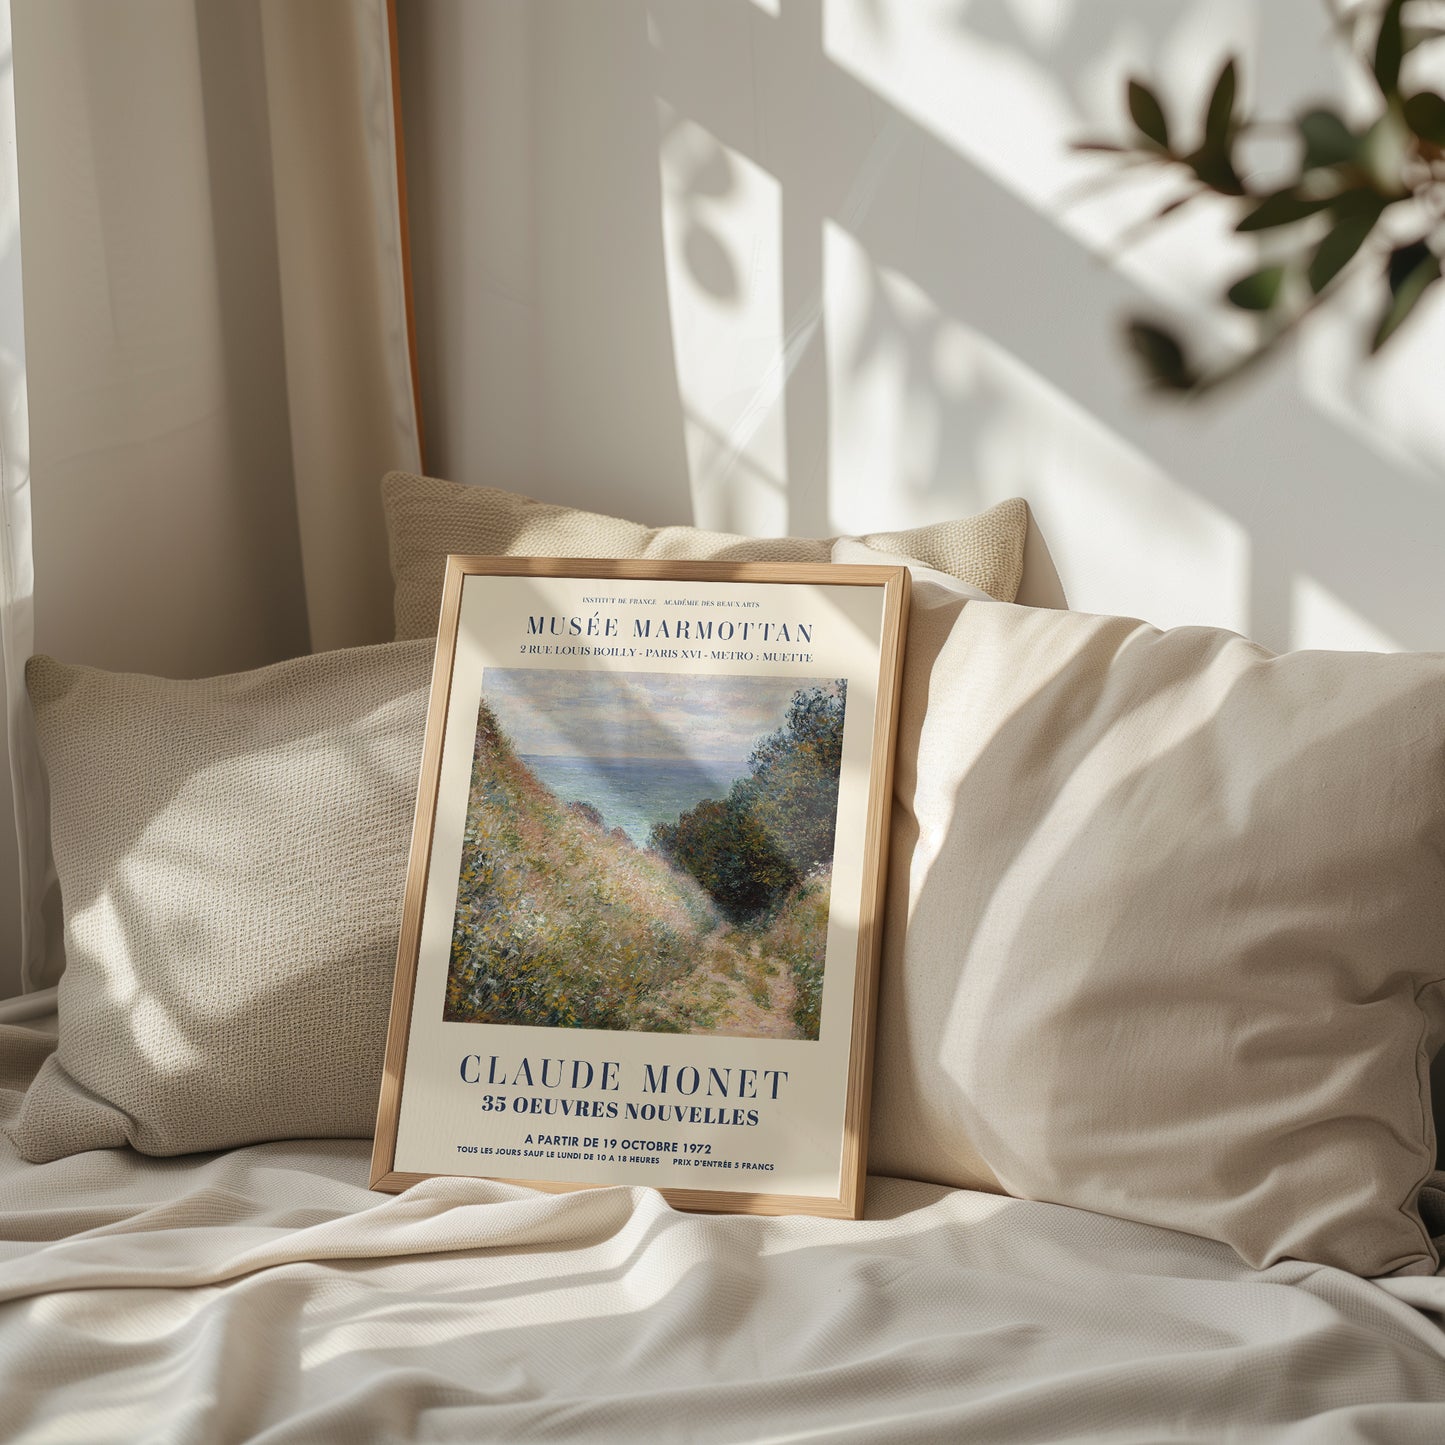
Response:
[[3, 1020, 1445, 1444]]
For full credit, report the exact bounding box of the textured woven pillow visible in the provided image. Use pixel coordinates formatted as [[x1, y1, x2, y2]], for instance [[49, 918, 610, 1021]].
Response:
[[11, 641, 433, 1161], [867, 589, 1445, 1277], [381, 470, 1029, 640]]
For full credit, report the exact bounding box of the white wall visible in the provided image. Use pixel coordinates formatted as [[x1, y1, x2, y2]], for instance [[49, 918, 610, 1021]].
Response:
[[399, 0, 1445, 654]]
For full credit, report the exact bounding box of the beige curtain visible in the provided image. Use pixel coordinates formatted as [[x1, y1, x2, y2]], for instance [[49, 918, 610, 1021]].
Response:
[[5, 0, 421, 994], [0, 0, 34, 1002], [260, 0, 422, 653]]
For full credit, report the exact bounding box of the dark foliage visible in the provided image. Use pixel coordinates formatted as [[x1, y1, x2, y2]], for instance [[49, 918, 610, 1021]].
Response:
[[650, 682, 846, 921], [567, 799, 604, 829]]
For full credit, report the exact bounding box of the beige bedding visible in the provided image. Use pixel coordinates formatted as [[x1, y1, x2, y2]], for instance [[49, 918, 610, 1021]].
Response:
[[4, 1018, 1445, 1444]]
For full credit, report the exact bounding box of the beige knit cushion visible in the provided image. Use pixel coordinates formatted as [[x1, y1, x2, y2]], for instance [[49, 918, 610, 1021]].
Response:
[[381, 471, 1028, 641], [867, 588, 1445, 1277], [11, 641, 434, 1161]]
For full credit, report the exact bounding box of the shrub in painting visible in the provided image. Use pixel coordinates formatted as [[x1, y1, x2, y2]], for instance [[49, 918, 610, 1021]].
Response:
[[648, 682, 845, 920]]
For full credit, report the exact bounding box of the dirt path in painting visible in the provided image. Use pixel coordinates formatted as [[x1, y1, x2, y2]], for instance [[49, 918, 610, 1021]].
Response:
[[647, 926, 801, 1040], [700, 932, 800, 1039]]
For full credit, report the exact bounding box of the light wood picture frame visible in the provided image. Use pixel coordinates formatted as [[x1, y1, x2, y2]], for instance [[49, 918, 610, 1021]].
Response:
[[371, 557, 910, 1218]]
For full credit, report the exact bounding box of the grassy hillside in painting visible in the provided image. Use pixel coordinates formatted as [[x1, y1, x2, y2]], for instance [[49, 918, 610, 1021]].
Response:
[[444, 701, 831, 1038]]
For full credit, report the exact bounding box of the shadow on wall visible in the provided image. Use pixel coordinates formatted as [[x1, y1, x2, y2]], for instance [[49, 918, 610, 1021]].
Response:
[[399, 0, 1445, 653]]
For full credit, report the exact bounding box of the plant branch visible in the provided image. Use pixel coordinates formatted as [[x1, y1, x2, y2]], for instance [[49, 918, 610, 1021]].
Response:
[[1081, 0, 1445, 394]]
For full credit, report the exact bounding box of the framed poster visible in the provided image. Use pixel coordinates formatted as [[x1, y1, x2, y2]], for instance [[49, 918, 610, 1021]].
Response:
[[370, 557, 910, 1217]]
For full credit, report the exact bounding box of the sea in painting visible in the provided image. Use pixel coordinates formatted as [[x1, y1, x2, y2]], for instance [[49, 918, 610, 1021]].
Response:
[[443, 669, 846, 1040], [518, 755, 750, 847]]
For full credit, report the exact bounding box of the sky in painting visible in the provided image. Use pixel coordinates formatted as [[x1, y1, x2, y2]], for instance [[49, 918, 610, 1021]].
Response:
[[481, 670, 832, 761]]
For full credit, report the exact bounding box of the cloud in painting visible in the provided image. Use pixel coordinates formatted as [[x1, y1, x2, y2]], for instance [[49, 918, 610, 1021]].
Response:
[[481, 669, 829, 761]]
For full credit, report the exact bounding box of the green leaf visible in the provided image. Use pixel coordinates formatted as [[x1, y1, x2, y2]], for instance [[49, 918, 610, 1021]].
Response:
[[1186, 148, 1244, 195], [1126, 320, 1196, 390], [1298, 107, 1358, 168], [1333, 186, 1392, 220], [1373, 242, 1441, 351], [1128, 79, 1171, 150], [1403, 91, 1445, 144], [1308, 199, 1385, 292], [1375, 0, 1406, 94], [1203, 59, 1238, 154], [1360, 107, 1412, 195], [1388, 238, 1435, 291], [1226, 266, 1286, 310], [1183, 58, 1243, 194], [1236, 190, 1334, 231]]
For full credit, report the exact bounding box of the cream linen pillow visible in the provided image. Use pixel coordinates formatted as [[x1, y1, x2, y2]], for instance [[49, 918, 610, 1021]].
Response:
[[868, 589, 1445, 1277], [381, 471, 1030, 640], [11, 641, 433, 1162]]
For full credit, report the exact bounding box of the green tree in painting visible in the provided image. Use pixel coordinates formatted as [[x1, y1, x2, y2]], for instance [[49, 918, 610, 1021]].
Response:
[[649, 796, 797, 922], [650, 680, 846, 921], [742, 681, 846, 876]]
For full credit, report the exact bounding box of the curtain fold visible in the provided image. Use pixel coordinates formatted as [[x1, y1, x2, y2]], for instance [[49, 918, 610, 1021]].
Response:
[[6, 0, 421, 993], [0, 0, 47, 999], [259, 0, 422, 653]]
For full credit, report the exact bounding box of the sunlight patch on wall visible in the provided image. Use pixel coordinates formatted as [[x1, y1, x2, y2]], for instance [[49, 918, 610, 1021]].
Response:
[[1352, 301, 1445, 481], [822, 0, 1257, 316], [657, 103, 788, 536], [824, 0, 1077, 206], [1297, 276, 1445, 485], [824, 220, 1249, 633], [1291, 575, 1401, 654]]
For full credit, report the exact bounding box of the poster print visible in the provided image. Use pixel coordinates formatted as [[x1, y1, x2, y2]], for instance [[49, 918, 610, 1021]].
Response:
[[371, 558, 909, 1218]]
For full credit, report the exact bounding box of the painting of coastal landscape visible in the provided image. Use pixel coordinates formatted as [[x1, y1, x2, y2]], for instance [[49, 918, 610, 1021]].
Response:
[[443, 669, 846, 1040]]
